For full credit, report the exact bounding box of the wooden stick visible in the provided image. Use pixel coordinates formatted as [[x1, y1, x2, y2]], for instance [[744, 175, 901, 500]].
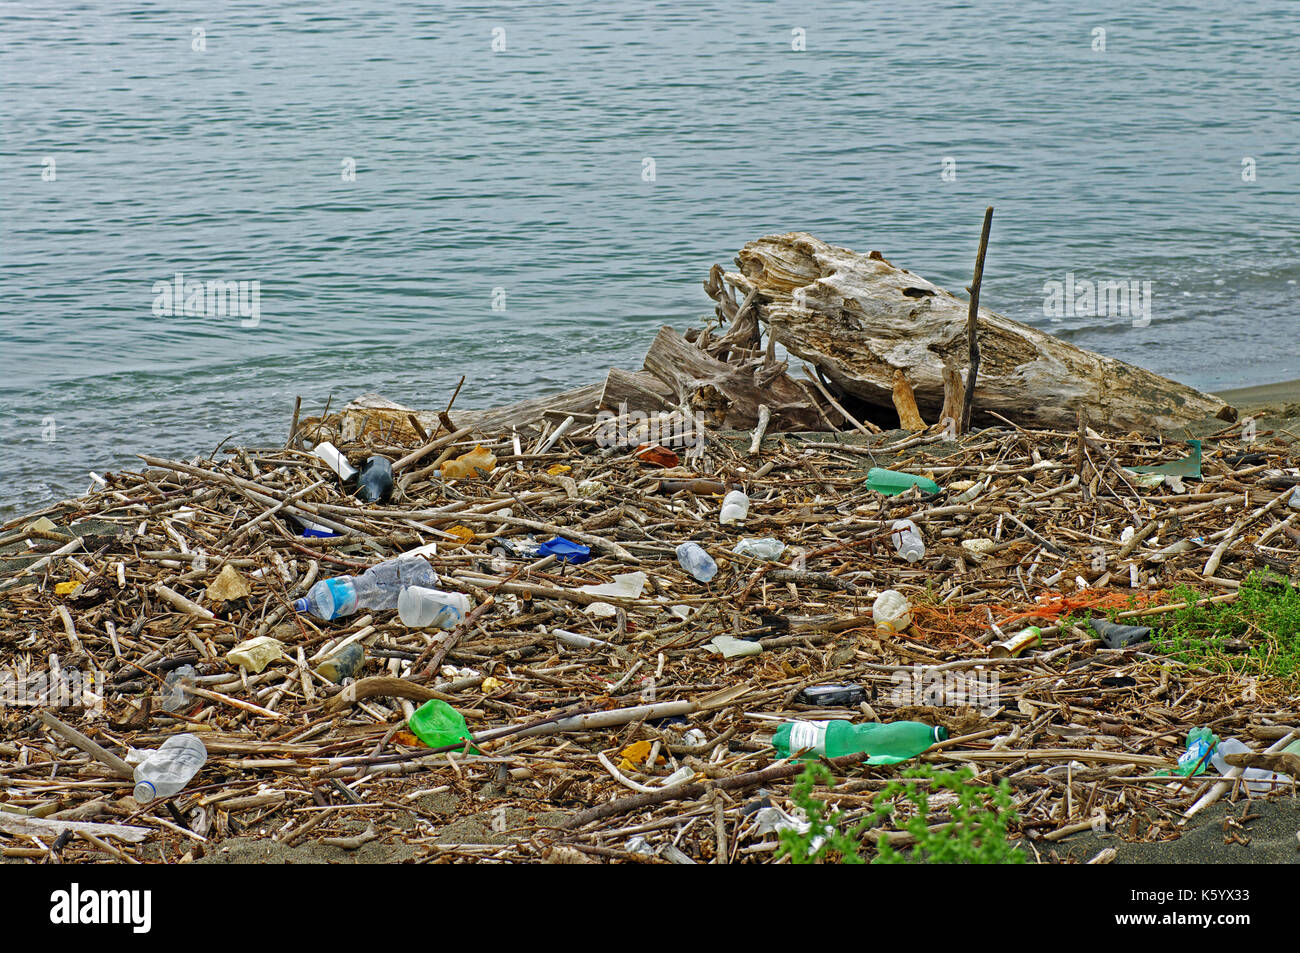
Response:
[[38, 711, 134, 779], [961, 205, 994, 433]]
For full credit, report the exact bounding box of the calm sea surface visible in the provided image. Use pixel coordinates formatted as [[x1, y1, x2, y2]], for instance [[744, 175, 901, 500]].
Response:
[[3, 1, 1298, 515]]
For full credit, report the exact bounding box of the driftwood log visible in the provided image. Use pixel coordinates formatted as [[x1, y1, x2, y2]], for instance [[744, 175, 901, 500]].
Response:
[[717, 232, 1236, 432]]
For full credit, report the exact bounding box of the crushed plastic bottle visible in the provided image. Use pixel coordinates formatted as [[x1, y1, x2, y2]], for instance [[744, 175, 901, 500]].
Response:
[[293, 555, 439, 620], [133, 734, 207, 802], [397, 586, 471, 629], [676, 542, 718, 582], [317, 643, 365, 683], [1211, 738, 1287, 796], [890, 519, 925, 562], [719, 490, 750, 525], [159, 664, 196, 712], [872, 589, 911, 634], [1173, 728, 1220, 777], [731, 537, 786, 560]]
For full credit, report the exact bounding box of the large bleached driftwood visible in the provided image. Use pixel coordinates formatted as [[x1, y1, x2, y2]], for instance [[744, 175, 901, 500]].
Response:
[[719, 232, 1236, 431]]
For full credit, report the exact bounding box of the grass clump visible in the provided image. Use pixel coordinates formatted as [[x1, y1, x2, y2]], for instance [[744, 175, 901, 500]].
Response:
[[1149, 572, 1300, 681], [777, 762, 1022, 864]]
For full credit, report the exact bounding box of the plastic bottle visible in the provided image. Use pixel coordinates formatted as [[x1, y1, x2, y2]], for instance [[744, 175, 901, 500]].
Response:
[[133, 734, 207, 802], [159, 664, 196, 712], [1211, 738, 1283, 796], [872, 589, 911, 634], [866, 467, 940, 496], [719, 490, 750, 525], [317, 643, 365, 683], [293, 556, 439, 620], [731, 537, 786, 560], [356, 455, 394, 503], [1288, 486, 1300, 510], [890, 519, 925, 562], [771, 720, 947, 765], [676, 542, 718, 582], [398, 586, 471, 629], [1173, 728, 1219, 777]]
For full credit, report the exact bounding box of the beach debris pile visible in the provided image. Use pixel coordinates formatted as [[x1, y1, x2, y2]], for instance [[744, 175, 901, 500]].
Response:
[[0, 231, 1294, 864], [1, 401, 1298, 864]]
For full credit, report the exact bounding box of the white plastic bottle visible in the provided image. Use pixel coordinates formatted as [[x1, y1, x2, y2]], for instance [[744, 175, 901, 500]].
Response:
[[890, 519, 925, 562], [133, 734, 207, 802], [1211, 738, 1281, 796], [872, 589, 912, 634], [719, 490, 750, 525], [398, 586, 471, 629]]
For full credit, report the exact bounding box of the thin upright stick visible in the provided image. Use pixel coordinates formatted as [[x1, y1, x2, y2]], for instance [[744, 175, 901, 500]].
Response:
[[961, 206, 994, 434]]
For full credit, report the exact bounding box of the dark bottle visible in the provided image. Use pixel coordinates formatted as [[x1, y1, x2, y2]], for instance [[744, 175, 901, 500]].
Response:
[[356, 455, 394, 503]]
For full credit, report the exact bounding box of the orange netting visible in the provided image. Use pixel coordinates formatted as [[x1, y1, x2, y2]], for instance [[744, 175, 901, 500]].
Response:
[[908, 588, 1163, 646]]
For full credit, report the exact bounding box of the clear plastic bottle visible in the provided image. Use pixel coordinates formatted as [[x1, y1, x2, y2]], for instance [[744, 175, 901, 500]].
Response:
[[719, 490, 750, 525], [676, 542, 718, 582], [890, 519, 925, 562], [293, 556, 439, 620], [398, 586, 472, 629], [731, 537, 786, 560], [133, 734, 207, 802]]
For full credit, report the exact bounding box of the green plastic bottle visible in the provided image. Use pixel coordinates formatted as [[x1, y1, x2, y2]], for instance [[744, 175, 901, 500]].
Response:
[[865, 467, 941, 496], [408, 700, 480, 753], [771, 719, 947, 765]]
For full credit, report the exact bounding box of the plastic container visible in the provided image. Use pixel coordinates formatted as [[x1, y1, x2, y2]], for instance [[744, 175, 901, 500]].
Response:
[[798, 685, 867, 707], [676, 542, 718, 582], [293, 556, 439, 620], [133, 734, 207, 802], [159, 664, 196, 712], [356, 455, 394, 503], [866, 467, 940, 496], [989, 626, 1042, 658], [872, 589, 911, 634], [731, 537, 786, 560], [1211, 738, 1284, 796], [317, 643, 365, 683], [226, 636, 284, 674], [890, 519, 925, 562], [1173, 728, 1219, 777], [771, 720, 946, 764], [398, 586, 471, 629], [719, 490, 750, 525], [313, 442, 357, 481], [408, 699, 479, 752]]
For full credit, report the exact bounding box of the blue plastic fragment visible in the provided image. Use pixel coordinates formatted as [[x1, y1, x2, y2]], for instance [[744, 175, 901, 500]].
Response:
[[538, 536, 591, 564]]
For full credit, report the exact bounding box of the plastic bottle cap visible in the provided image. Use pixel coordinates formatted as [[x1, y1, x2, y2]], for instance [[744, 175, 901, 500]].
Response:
[[133, 781, 156, 802], [292, 598, 308, 613]]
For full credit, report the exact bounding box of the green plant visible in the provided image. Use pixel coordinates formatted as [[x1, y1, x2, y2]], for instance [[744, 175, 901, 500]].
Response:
[[776, 762, 1022, 864], [1149, 572, 1300, 681]]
